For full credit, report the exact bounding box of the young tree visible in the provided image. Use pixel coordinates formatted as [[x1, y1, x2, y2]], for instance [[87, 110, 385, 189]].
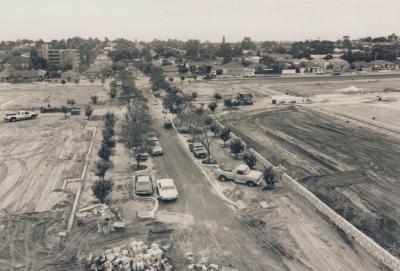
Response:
[[95, 160, 111, 180], [61, 105, 69, 119], [263, 166, 276, 190], [243, 152, 257, 169], [208, 101, 218, 113], [92, 179, 113, 203], [85, 105, 93, 120], [198, 131, 214, 164], [90, 95, 99, 104], [191, 92, 198, 100], [210, 123, 220, 137], [230, 139, 245, 159], [219, 127, 231, 146], [98, 144, 112, 161], [109, 81, 117, 99]]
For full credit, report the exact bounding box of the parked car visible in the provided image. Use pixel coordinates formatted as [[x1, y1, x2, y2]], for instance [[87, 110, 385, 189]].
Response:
[[4, 111, 38, 122], [214, 164, 263, 187], [164, 119, 173, 129], [157, 179, 178, 200], [151, 142, 163, 156], [135, 175, 153, 196]]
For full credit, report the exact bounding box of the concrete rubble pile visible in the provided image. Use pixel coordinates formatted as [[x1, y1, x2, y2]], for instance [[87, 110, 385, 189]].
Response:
[[185, 252, 232, 271], [85, 239, 173, 271]]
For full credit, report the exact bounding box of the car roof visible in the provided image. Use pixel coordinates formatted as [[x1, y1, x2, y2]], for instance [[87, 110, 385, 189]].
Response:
[[137, 175, 151, 182], [158, 179, 175, 186], [193, 143, 203, 147], [236, 164, 249, 171]]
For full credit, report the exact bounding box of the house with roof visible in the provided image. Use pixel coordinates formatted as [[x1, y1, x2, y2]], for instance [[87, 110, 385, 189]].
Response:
[[326, 58, 349, 72], [370, 60, 396, 70]]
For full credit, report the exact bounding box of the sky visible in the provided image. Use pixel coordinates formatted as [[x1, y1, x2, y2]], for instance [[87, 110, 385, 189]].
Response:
[[0, 0, 399, 42]]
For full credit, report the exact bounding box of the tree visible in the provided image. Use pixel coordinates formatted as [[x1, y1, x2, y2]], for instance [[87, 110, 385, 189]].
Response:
[[184, 39, 200, 59], [98, 143, 112, 161], [210, 123, 220, 137], [131, 144, 152, 169], [243, 152, 257, 169], [263, 166, 276, 190], [224, 99, 233, 110], [102, 137, 116, 149], [103, 111, 116, 128], [61, 105, 69, 119], [95, 160, 111, 180], [191, 92, 198, 100], [92, 179, 113, 203], [85, 105, 93, 120], [90, 95, 98, 104], [61, 79, 66, 85], [67, 99, 76, 106], [109, 81, 117, 99], [214, 92, 222, 100], [220, 128, 231, 146], [208, 101, 218, 113], [230, 139, 245, 159], [198, 131, 214, 163]]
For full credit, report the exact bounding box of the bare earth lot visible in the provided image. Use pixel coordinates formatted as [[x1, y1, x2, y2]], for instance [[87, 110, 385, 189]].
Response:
[[216, 76, 400, 257]]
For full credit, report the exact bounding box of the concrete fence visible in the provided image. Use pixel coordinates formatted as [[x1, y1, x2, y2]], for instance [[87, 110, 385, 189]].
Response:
[[213, 118, 400, 271]]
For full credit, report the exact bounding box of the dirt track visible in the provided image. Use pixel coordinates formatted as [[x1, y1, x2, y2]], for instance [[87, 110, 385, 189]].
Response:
[[221, 106, 400, 257]]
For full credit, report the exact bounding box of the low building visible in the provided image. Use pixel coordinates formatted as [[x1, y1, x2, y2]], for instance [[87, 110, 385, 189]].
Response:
[[5, 68, 46, 83], [326, 58, 349, 72]]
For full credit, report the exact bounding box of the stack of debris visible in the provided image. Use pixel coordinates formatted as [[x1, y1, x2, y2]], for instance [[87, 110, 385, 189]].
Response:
[[185, 252, 221, 271], [85, 239, 173, 271]]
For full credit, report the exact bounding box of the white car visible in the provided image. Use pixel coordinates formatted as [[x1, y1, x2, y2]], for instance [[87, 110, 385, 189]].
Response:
[[152, 142, 163, 156], [156, 179, 178, 201], [135, 175, 153, 196]]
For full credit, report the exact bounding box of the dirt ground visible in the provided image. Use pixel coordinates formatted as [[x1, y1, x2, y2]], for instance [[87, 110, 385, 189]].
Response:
[[221, 102, 400, 258]]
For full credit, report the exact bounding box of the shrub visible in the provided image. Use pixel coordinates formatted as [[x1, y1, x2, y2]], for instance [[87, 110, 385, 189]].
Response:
[[263, 166, 276, 190], [208, 101, 218, 113], [219, 127, 231, 146]]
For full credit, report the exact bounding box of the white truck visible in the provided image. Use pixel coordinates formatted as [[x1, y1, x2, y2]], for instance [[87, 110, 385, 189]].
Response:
[[214, 164, 263, 187], [4, 111, 38, 122]]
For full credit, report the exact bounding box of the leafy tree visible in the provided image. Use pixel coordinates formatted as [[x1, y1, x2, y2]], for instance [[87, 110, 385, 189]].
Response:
[[230, 139, 245, 159], [95, 160, 111, 180], [90, 95, 98, 104], [263, 166, 276, 190], [98, 143, 112, 161], [220, 128, 231, 146], [191, 92, 198, 100], [102, 126, 114, 139], [183, 39, 200, 59], [243, 152, 257, 169], [241, 37, 256, 50], [208, 101, 218, 113], [102, 137, 116, 149], [85, 105, 93, 120], [103, 111, 116, 128], [92, 179, 113, 203]]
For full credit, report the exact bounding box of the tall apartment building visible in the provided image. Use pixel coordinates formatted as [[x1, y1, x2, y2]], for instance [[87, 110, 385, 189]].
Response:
[[40, 44, 80, 71]]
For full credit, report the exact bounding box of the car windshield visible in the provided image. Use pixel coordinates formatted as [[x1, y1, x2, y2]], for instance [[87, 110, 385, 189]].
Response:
[[162, 185, 175, 190]]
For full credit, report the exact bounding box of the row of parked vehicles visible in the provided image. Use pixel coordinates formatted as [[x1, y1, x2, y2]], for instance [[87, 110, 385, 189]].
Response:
[[135, 175, 179, 201]]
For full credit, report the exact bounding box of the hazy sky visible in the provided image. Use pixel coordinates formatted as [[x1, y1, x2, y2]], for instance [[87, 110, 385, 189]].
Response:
[[1, 0, 399, 42]]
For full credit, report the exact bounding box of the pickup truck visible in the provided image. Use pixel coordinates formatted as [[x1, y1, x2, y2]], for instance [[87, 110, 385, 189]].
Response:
[[214, 164, 263, 187], [4, 111, 38, 122]]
